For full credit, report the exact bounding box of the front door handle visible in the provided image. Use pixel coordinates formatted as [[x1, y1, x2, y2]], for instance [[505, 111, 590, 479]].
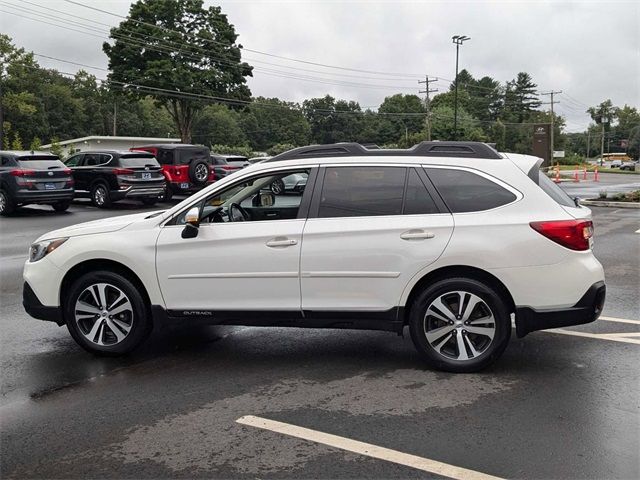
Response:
[[400, 229, 435, 240], [266, 237, 298, 248]]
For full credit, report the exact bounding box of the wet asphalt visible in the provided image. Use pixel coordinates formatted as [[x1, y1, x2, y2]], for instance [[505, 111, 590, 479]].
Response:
[[0, 181, 638, 479]]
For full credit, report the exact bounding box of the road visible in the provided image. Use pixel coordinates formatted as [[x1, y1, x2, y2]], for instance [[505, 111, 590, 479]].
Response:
[[558, 171, 640, 199], [1, 192, 639, 479]]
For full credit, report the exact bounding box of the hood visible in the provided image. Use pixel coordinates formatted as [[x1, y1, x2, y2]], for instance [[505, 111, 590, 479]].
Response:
[[37, 210, 164, 242]]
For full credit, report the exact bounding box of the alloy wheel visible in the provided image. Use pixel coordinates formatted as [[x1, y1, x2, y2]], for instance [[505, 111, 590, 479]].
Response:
[[423, 291, 496, 361], [74, 283, 134, 346], [195, 163, 208, 181], [0, 191, 6, 213], [94, 186, 106, 206]]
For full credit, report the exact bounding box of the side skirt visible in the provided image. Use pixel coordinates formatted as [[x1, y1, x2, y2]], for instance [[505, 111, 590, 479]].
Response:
[[151, 306, 404, 334]]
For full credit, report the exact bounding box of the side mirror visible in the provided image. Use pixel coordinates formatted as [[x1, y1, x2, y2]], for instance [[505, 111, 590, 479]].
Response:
[[256, 192, 275, 207], [181, 207, 200, 239]]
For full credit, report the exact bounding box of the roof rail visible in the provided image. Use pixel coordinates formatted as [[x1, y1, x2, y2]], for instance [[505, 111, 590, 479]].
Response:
[[267, 141, 502, 162]]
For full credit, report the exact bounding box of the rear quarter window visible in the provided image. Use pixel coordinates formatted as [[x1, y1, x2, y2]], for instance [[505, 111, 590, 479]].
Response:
[[529, 168, 576, 208], [426, 168, 517, 213]]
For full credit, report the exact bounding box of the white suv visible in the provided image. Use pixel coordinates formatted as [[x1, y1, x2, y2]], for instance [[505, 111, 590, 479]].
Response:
[[23, 142, 605, 372]]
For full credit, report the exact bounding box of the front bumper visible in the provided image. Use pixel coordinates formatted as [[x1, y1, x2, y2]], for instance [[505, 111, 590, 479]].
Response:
[[515, 281, 606, 337], [23, 282, 63, 325]]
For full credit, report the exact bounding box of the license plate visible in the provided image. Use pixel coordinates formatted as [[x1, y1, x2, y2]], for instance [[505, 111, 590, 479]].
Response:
[[142, 172, 152, 180], [44, 183, 56, 190], [180, 182, 190, 189]]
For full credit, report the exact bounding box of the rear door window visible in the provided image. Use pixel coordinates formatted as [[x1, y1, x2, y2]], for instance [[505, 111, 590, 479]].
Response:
[[426, 168, 517, 212], [318, 167, 406, 218], [404, 168, 439, 215]]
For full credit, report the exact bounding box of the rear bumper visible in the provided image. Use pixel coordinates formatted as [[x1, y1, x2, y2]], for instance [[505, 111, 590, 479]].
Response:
[[167, 180, 214, 194], [23, 282, 63, 325], [14, 189, 74, 204], [111, 184, 165, 200], [515, 281, 606, 337]]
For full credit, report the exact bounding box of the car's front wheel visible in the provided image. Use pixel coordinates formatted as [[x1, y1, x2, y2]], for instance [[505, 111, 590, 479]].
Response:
[[409, 277, 511, 372], [64, 271, 153, 355]]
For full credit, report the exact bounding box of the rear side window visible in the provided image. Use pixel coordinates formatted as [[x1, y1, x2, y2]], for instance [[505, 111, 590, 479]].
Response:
[[319, 167, 405, 217], [426, 168, 516, 212], [155, 149, 174, 165], [530, 168, 576, 208], [178, 149, 209, 165]]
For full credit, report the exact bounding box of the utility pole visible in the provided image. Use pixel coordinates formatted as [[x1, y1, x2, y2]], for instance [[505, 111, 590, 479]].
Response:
[[0, 78, 4, 150], [451, 35, 470, 141], [418, 76, 438, 141], [112, 102, 117, 136], [586, 129, 591, 159], [600, 120, 605, 166], [541, 90, 562, 163]]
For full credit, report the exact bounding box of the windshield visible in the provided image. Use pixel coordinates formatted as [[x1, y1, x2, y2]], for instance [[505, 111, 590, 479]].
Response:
[[119, 155, 159, 168], [17, 159, 65, 169]]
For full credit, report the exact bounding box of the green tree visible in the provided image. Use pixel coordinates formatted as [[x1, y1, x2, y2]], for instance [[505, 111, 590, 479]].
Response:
[[193, 103, 247, 147], [241, 97, 310, 150], [10, 131, 23, 150], [29, 136, 42, 151], [103, 0, 252, 142], [302, 95, 364, 144], [49, 137, 63, 158], [377, 94, 425, 143], [502, 72, 541, 123]]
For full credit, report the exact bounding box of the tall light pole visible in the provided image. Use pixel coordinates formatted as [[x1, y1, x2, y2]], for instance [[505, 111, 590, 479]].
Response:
[[452, 35, 470, 140]]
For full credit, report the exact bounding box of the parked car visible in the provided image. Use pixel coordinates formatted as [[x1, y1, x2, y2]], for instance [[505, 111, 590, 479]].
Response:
[[210, 154, 244, 180], [224, 154, 250, 168], [64, 151, 165, 208], [23, 141, 605, 372], [270, 171, 308, 194], [131, 144, 214, 201], [0, 151, 74, 215], [609, 160, 622, 168], [619, 161, 637, 171]]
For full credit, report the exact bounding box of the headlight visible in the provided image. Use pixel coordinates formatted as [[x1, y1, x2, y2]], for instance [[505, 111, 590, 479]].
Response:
[[29, 238, 68, 262]]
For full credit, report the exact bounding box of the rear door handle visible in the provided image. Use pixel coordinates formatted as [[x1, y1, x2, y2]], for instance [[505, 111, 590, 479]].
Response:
[[266, 237, 298, 248], [400, 229, 435, 240]]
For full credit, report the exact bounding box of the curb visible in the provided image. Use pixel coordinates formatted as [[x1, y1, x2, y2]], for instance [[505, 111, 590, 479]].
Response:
[[580, 200, 640, 209]]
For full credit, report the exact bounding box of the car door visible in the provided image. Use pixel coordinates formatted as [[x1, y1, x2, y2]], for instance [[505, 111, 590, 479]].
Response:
[[300, 165, 454, 313], [155, 166, 316, 313], [64, 154, 85, 191]]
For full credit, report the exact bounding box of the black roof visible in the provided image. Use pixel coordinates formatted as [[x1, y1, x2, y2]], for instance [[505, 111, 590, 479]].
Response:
[[73, 150, 155, 156], [267, 141, 503, 162]]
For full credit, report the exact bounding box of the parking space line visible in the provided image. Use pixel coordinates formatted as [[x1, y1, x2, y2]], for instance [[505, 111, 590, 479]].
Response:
[[236, 415, 504, 480], [549, 329, 640, 345], [599, 316, 640, 325]]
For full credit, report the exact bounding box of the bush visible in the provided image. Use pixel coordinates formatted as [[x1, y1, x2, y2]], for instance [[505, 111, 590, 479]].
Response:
[[613, 190, 640, 202], [267, 143, 297, 156], [556, 154, 585, 165], [598, 189, 608, 199], [210, 144, 254, 158]]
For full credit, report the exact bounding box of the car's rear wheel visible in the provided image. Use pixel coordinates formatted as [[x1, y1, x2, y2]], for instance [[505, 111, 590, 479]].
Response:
[[409, 277, 511, 372], [91, 183, 111, 208], [52, 201, 71, 212], [64, 271, 152, 355], [0, 189, 16, 216]]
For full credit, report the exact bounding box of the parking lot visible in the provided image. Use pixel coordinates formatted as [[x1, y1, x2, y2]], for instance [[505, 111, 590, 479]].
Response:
[[1, 181, 639, 479]]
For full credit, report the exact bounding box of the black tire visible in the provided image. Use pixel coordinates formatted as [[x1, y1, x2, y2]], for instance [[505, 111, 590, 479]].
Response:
[[141, 198, 157, 206], [52, 201, 71, 212], [408, 277, 511, 373], [270, 179, 285, 195], [64, 271, 153, 356], [188, 159, 209, 186], [0, 188, 17, 216], [158, 183, 173, 202], [91, 183, 111, 208]]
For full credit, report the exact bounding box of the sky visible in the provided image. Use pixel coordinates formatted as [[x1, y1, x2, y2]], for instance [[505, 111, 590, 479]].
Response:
[[1, 0, 639, 133]]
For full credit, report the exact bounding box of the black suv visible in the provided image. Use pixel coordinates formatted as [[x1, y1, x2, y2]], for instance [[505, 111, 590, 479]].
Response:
[[130, 144, 214, 201], [64, 150, 165, 208], [0, 151, 74, 215]]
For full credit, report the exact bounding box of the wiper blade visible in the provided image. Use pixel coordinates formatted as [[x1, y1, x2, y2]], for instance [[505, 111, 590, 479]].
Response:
[[145, 210, 165, 219]]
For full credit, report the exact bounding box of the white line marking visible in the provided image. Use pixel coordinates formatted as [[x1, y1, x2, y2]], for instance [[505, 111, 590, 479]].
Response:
[[600, 316, 640, 325], [236, 415, 504, 480], [635, 228, 640, 233], [549, 329, 640, 345]]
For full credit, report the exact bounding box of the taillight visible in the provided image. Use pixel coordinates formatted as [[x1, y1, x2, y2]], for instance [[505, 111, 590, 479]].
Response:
[[222, 166, 236, 171], [63, 168, 72, 175], [112, 168, 134, 175], [10, 169, 35, 176], [530, 220, 593, 251]]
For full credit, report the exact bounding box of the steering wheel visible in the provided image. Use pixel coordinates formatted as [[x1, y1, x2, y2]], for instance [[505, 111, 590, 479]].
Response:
[[228, 203, 250, 222]]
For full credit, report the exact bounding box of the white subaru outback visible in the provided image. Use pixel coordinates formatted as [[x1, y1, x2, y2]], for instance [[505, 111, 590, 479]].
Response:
[[23, 142, 605, 372]]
